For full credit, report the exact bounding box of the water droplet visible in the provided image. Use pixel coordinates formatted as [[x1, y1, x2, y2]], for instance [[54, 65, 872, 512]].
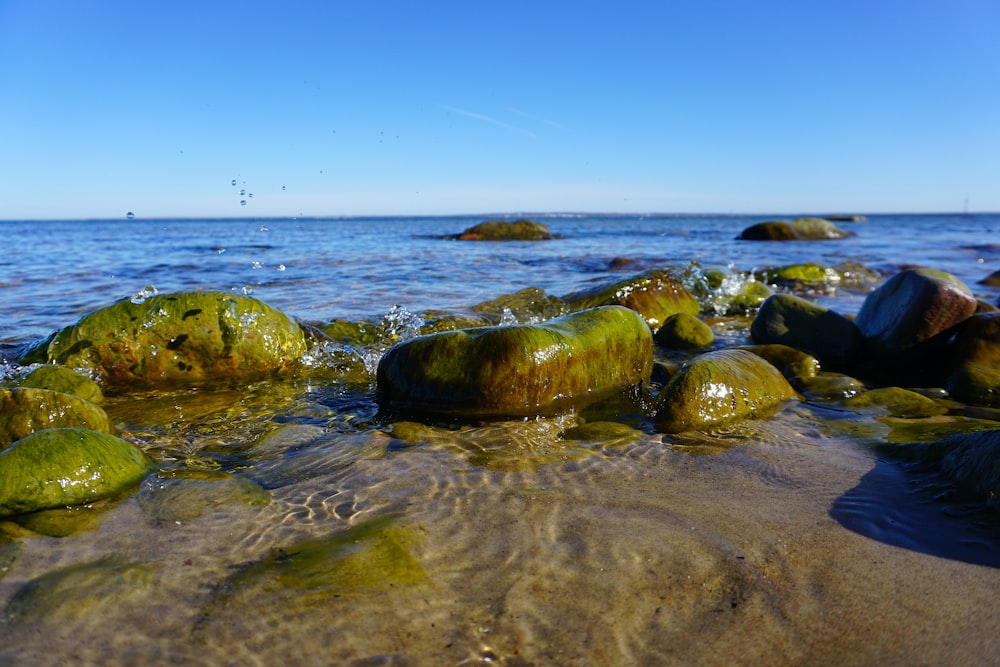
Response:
[[231, 179, 237, 186], [240, 189, 246, 196], [281, 185, 286, 191], [248, 193, 253, 198], [276, 264, 286, 271], [125, 211, 135, 220], [240, 200, 247, 206]]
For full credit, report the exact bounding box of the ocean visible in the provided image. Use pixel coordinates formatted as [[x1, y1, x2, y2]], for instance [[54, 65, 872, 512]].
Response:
[[1, 213, 999, 664]]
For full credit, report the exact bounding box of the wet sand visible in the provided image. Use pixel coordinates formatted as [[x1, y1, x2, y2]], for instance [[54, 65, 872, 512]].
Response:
[[0, 408, 998, 666]]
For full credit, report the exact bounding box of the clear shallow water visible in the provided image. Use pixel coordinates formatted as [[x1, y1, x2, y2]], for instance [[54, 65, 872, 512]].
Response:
[[1, 213, 1000, 664]]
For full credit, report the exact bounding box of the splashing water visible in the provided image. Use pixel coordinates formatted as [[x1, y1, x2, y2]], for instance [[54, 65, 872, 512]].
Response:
[[131, 285, 159, 304]]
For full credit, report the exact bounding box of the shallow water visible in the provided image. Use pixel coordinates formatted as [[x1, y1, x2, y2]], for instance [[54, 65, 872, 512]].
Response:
[[1, 214, 1000, 664]]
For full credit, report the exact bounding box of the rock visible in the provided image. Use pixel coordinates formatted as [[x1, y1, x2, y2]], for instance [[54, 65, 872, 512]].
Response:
[[0, 428, 150, 517], [0, 388, 113, 447], [841, 386, 947, 418], [455, 219, 552, 241], [653, 349, 797, 432], [739, 217, 852, 241], [979, 270, 1000, 287], [795, 372, 865, 401], [854, 268, 977, 368], [470, 287, 568, 323], [825, 215, 867, 222], [377, 306, 653, 418], [563, 269, 700, 330], [20, 291, 307, 388], [938, 430, 1000, 511], [17, 365, 104, 404], [736, 344, 820, 383], [750, 294, 862, 367], [755, 263, 841, 286], [946, 312, 1000, 406], [654, 313, 714, 349]]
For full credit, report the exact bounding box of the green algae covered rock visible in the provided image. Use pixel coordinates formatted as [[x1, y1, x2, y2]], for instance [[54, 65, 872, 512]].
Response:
[[755, 263, 841, 286], [653, 349, 797, 432], [736, 344, 820, 383], [854, 268, 976, 366], [456, 219, 552, 241], [564, 269, 700, 330], [841, 386, 947, 418], [20, 291, 307, 388], [0, 388, 112, 447], [377, 306, 653, 418], [654, 312, 714, 349], [938, 430, 1000, 511], [739, 217, 852, 241], [751, 294, 862, 367], [471, 287, 568, 323], [947, 312, 1000, 406], [17, 365, 104, 404], [0, 428, 150, 517]]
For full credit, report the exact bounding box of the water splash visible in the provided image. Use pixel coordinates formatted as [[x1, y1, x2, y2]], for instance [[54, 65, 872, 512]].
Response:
[[131, 285, 159, 304], [498, 307, 518, 326]]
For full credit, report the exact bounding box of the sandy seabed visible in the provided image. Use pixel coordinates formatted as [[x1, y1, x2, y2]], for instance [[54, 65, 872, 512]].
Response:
[[0, 408, 998, 667]]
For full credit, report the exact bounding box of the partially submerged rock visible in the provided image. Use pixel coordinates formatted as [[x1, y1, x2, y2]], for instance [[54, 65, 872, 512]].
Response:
[[654, 312, 714, 349], [564, 269, 700, 330], [751, 294, 862, 367], [455, 219, 552, 241], [854, 268, 977, 367], [17, 365, 103, 404], [377, 306, 653, 418], [946, 312, 1000, 406], [0, 428, 150, 517], [739, 217, 853, 241], [0, 388, 113, 447], [21, 291, 307, 388], [653, 349, 797, 432]]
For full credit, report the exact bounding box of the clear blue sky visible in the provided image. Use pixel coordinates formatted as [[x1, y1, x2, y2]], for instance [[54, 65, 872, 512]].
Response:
[[1, 0, 997, 219]]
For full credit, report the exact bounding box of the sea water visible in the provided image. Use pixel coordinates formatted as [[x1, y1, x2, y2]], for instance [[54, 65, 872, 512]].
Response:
[[0, 213, 999, 664]]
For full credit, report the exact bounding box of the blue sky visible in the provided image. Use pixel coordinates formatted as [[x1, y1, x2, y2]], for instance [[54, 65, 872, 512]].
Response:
[[1, 0, 997, 219]]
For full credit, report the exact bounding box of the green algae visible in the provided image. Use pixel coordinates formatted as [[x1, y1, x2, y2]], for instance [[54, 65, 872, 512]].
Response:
[[3, 556, 155, 624], [138, 472, 271, 526]]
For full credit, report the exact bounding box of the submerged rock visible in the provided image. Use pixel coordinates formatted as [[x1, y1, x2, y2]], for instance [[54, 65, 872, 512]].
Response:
[[854, 268, 977, 368], [20, 291, 307, 388], [653, 349, 797, 432], [938, 430, 1000, 511], [455, 219, 552, 241], [946, 312, 1000, 406], [738, 217, 852, 241], [750, 294, 862, 367], [564, 269, 700, 330], [0, 428, 150, 517], [377, 306, 653, 418], [841, 386, 947, 418], [17, 365, 104, 404], [0, 387, 113, 447]]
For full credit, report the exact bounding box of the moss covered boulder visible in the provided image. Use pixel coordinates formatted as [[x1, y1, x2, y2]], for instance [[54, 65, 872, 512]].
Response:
[[739, 217, 852, 241], [564, 269, 700, 330], [750, 294, 862, 367], [0, 388, 112, 447], [17, 365, 104, 404], [0, 428, 150, 517], [654, 312, 714, 349], [854, 268, 977, 368], [653, 349, 797, 432], [377, 306, 653, 418], [456, 219, 552, 241], [946, 312, 1000, 406], [20, 291, 307, 388]]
